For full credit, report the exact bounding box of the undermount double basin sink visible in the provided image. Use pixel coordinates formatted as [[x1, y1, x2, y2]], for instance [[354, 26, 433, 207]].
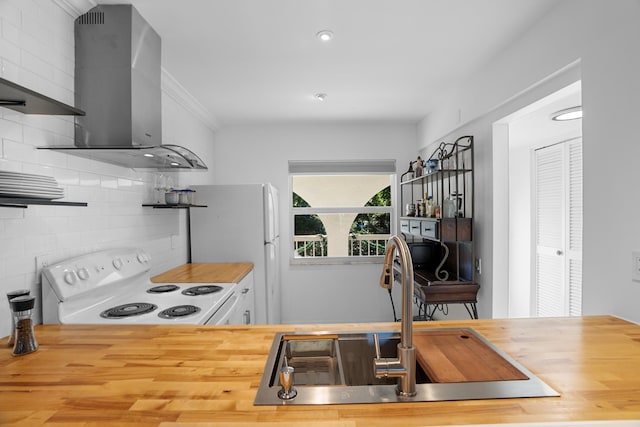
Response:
[[254, 328, 559, 405]]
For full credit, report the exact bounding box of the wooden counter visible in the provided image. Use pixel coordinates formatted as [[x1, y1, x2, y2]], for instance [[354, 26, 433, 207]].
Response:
[[151, 263, 254, 284], [1, 316, 640, 426]]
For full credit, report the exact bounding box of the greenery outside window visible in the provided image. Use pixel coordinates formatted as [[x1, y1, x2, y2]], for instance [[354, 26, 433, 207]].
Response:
[[289, 160, 396, 264]]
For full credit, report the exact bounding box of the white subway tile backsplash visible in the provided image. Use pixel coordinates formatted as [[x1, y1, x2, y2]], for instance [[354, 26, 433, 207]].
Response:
[[1, 19, 20, 46], [0, 118, 23, 141], [117, 177, 133, 189], [22, 43, 55, 82], [100, 175, 118, 189], [78, 173, 100, 187], [0, 206, 25, 220], [0, 1, 21, 23], [51, 167, 79, 186], [3, 138, 34, 161], [0, 236, 25, 258], [0, 58, 22, 85], [5, 254, 34, 277], [23, 122, 56, 146], [0, 37, 21, 66]]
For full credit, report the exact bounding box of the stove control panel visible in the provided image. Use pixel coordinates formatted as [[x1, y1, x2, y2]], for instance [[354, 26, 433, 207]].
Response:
[[42, 248, 152, 301]]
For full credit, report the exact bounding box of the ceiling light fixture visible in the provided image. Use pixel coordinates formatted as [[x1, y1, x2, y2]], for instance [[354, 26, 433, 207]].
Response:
[[316, 30, 333, 42], [143, 153, 154, 158], [551, 106, 582, 121], [315, 93, 327, 101]]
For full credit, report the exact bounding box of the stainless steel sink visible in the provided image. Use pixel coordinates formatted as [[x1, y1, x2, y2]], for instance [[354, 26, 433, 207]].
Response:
[[254, 328, 559, 405]]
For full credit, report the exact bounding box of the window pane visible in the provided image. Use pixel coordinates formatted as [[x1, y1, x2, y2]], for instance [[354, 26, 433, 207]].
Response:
[[290, 172, 395, 262], [292, 175, 392, 208]]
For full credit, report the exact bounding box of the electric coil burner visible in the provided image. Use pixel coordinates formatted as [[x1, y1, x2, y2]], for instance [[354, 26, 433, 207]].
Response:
[[158, 305, 201, 319], [147, 284, 180, 294], [181, 285, 223, 296], [41, 248, 240, 326], [100, 302, 158, 319]]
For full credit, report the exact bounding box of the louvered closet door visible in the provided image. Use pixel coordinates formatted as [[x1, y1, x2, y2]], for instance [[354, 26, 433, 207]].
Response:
[[534, 138, 583, 317]]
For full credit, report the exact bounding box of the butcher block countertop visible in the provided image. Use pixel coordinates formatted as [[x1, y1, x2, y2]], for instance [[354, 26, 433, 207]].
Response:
[[151, 262, 254, 284], [2, 316, 640, 426]]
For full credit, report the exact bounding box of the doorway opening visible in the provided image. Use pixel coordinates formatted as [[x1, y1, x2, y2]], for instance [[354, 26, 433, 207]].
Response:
[[493, 81, 583, 318]]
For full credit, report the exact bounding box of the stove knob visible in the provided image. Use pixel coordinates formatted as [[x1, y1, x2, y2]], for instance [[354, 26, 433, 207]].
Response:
[[77, 267, 90, 280], [137, 253, 147, 263], [112, 258, 123, 270], [63, 271, 78, 285]]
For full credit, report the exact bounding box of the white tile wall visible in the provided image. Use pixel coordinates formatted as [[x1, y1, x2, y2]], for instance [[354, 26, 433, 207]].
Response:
[[0, 0, 216, 338]]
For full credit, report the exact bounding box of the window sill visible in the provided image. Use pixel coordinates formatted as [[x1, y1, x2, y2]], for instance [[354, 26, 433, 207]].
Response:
[[290, 256, 384, 266]]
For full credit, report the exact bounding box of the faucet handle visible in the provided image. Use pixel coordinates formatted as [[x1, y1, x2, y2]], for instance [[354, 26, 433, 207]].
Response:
[[373, 333, 382, 359]]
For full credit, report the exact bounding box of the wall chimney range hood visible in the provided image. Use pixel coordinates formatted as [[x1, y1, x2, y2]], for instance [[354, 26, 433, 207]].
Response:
[[44, 4, 207, 170]]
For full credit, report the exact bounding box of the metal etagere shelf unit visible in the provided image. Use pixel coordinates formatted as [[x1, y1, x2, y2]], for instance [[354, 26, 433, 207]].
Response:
[[399, 135, 479, 320]]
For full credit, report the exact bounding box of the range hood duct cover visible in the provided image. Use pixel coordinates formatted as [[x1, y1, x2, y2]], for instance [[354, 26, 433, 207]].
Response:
[[44, 4, 207, 170]]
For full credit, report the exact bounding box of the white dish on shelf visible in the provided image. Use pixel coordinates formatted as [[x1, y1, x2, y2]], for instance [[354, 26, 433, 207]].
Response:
[[0, 171, 57, 181], [0, 188, 64, 199], [0, 183, 62, 192], [0, 194, 64, 200]]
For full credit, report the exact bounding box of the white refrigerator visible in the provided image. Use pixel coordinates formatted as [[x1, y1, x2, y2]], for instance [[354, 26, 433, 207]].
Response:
[[189, 184, 280, 325]]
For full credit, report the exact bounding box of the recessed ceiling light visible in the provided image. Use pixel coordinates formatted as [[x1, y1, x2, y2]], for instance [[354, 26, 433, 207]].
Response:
[[551, 106, 582, 121], [143, 153, 154, 158], [315, 93, 327, 101], [170, 162, 180, 166], [316, 30, 333, 42]]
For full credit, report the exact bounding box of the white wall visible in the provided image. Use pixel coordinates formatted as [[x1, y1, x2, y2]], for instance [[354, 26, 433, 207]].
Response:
[[418, 0, 640, 323], [213, 124, 416, 324], [0, 0, 215, 337]]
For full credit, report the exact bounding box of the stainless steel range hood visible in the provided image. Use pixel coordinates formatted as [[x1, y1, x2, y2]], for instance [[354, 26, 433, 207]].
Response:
[[44, 4, 207, 170]]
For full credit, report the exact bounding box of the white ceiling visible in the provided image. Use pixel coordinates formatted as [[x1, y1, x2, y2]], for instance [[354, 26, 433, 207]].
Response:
[[94, 0, 561, 127]]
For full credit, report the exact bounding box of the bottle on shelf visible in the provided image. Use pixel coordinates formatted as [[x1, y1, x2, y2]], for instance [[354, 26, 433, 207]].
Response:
[[427, 196, 435, 218]]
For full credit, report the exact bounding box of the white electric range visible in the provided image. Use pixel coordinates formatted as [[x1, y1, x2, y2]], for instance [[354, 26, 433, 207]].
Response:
[[41, 248, 239, 325]]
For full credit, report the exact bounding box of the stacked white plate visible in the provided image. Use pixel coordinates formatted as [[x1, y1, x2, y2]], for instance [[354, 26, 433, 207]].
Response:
[[0, 171, 64, 200]]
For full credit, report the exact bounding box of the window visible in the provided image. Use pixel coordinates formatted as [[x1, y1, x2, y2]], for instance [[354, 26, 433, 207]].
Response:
[[289, 160, 396, 264]]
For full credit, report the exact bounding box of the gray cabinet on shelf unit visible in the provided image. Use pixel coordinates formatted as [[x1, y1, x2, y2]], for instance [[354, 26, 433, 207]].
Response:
[[400, 135, 479, 320]]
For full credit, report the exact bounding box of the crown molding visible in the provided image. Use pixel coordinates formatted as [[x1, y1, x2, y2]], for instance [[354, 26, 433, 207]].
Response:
[[53, 0, 96, 17], [162, 68, 219, 132]]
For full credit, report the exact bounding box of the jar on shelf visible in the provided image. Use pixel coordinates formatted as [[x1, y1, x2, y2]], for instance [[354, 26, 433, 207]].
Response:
[[178, 189, 195, 205], [405, 203, 416, 217], [444, 197, 457, 218], [426, 159, 439, 173]]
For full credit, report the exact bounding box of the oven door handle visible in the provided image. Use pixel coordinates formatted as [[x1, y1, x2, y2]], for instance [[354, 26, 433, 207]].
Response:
[[205, 294, 240, 325]]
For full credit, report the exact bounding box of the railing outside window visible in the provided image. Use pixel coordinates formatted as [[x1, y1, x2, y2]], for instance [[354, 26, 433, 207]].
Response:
[[294, 233, 391, 257], [294, 234, 327, 257], [348, 233, 390, 256]]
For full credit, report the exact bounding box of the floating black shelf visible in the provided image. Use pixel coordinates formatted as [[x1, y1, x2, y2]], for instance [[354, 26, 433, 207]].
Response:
[[0, 77, 85, 116], [142, 204, 207, 209], [0, 198, 87, 209]]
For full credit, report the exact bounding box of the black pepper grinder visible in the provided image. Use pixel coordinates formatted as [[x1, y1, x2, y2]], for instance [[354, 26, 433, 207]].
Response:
[[9, 295, 38, 356], [6, 289, 30, 347]]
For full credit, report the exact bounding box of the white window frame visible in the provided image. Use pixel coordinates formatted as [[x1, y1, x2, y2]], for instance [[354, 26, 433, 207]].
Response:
[[289, 160, 397, 265]]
